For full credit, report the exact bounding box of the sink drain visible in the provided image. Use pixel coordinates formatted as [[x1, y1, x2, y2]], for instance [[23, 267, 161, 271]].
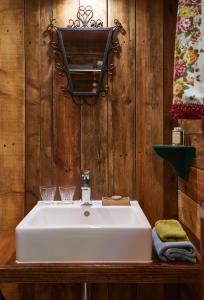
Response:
[[84, 211, 90, 217]]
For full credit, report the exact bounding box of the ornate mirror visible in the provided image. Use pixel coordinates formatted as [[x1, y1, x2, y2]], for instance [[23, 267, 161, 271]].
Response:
[[48, 6, 124, 104]]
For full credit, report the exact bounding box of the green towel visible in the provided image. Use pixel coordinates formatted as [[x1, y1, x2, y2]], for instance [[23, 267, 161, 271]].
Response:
[[155, 220, 188, 242]]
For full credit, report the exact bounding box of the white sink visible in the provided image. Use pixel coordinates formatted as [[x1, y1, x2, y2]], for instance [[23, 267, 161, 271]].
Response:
[[16, 201, 152, 263]]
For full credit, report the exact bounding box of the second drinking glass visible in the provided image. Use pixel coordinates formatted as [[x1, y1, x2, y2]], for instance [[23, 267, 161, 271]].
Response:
[[59, 185, 76, 203]]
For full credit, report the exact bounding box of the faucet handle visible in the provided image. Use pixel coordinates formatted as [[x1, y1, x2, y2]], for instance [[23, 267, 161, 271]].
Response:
[[81, 169, 90, 186]]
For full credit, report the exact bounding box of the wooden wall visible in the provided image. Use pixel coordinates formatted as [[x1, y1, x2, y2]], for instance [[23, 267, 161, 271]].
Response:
[[0, 0, 180, 299], [178, 119, 204, 245], [176, 120, 204, 300]]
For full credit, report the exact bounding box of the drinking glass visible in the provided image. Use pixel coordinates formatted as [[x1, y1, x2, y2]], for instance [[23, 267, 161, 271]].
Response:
[[40, 185, 57, 203], [59, 185, 76, 203]]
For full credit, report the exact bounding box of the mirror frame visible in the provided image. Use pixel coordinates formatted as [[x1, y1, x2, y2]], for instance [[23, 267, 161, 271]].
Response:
[[56, 27, 113, 96]]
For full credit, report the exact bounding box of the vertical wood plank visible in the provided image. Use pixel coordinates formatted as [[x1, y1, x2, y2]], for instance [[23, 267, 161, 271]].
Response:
[[179, 284, 201, 300], [89, 283, 109, 300], [107, 2, 137, 299], [25, 0, 41, 213], [179, 167, 204, 204], [0, 0, 25, 230], [21, 283, 82, 300], [54, 0, 81, 199], [25, 0, 54, 212], [40, 0, 55, 188], [163, 0, 178, 219], [136, 1, 164, 300], [201, 204, 204, 300], [163, 2, 179, 298], [108, 0, 136, 198], [137, 284, 164, 300], [80, 0, 108, 199], [109, 284, 137, 300], [0, 0, 25, 298], [178, 190, 201, 240], [136, 0, 164, 225], [80, 1, 109, 297]]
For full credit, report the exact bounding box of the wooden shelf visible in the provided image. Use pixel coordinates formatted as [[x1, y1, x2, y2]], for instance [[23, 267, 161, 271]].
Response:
[[0, 232, 200, 284], [152, 144, 196, 180]]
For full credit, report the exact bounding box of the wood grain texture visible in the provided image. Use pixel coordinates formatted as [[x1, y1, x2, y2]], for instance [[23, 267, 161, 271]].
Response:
[[20, 283, 82, 300], [179, 167, 204, 204], [136, 0, 164, 225], [163, 0, 178, 219], [109, 284, 137, 300], [81, 3, 136, 300], [40, 0, 55, 189], [53, 0, 81, 199], [88, 284, 108, 300], [0, 0, 25, 231], [137, 284, 164, 300], [178, 190, 201, 240], [180, 119, 204, 169], [25, 0, 55, 212], [185, 133, 204, 170], [179, 284, 201, 300], [1, 0, 201, 299], [182, 119, 204, 135], [25, 0, 42, 213], [108, 0, 136, 199], [0, 1, 25, 298], [80, 0, 108, 200], [201, 204, 204, 300], [163, 0, 179, 280]]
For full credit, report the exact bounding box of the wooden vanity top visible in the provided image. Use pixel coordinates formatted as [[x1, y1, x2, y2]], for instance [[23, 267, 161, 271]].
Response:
[[0, 232, 200, 284]]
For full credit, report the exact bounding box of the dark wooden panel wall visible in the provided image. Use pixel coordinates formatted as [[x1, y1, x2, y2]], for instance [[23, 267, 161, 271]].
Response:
[[176, 120, 204, 300], [0, 0, 180, 299], [178, 119, 204, 243]]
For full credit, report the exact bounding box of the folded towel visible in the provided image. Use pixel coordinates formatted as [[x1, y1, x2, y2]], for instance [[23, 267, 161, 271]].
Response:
[[152, 228, 197, 263], [155, 219, 188, 242]]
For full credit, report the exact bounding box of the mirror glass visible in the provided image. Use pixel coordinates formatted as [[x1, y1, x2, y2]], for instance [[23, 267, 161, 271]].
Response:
[[57, 29, 112, 96]]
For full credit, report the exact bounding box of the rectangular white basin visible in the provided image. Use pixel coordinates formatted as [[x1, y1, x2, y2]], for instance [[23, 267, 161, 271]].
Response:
[[16, 201, 152, 263]]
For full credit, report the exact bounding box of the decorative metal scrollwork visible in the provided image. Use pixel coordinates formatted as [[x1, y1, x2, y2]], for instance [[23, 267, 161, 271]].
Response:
[[47, 17, 57, 32], [47, 6, 125, 104], [61, 85, 70, 97], [67, 6, 103, 28], [110, 19, 126, 53], [107, 64, 115, 75], [56, 63, 66, 76], [113, 19, 125, 34]]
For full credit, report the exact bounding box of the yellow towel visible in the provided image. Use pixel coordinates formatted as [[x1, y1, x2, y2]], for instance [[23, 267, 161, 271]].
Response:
[[155, 219, 188, 242]]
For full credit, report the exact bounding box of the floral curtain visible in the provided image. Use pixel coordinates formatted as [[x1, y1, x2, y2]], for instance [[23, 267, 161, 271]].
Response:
[[171, 0, 204, 119]]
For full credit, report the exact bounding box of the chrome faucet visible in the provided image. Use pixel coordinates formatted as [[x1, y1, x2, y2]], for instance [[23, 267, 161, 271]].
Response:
[[81, 170, 92, 205]]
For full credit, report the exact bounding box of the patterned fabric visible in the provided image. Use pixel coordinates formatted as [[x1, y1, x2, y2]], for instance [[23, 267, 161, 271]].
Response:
[[172, 0, 204, 119]]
